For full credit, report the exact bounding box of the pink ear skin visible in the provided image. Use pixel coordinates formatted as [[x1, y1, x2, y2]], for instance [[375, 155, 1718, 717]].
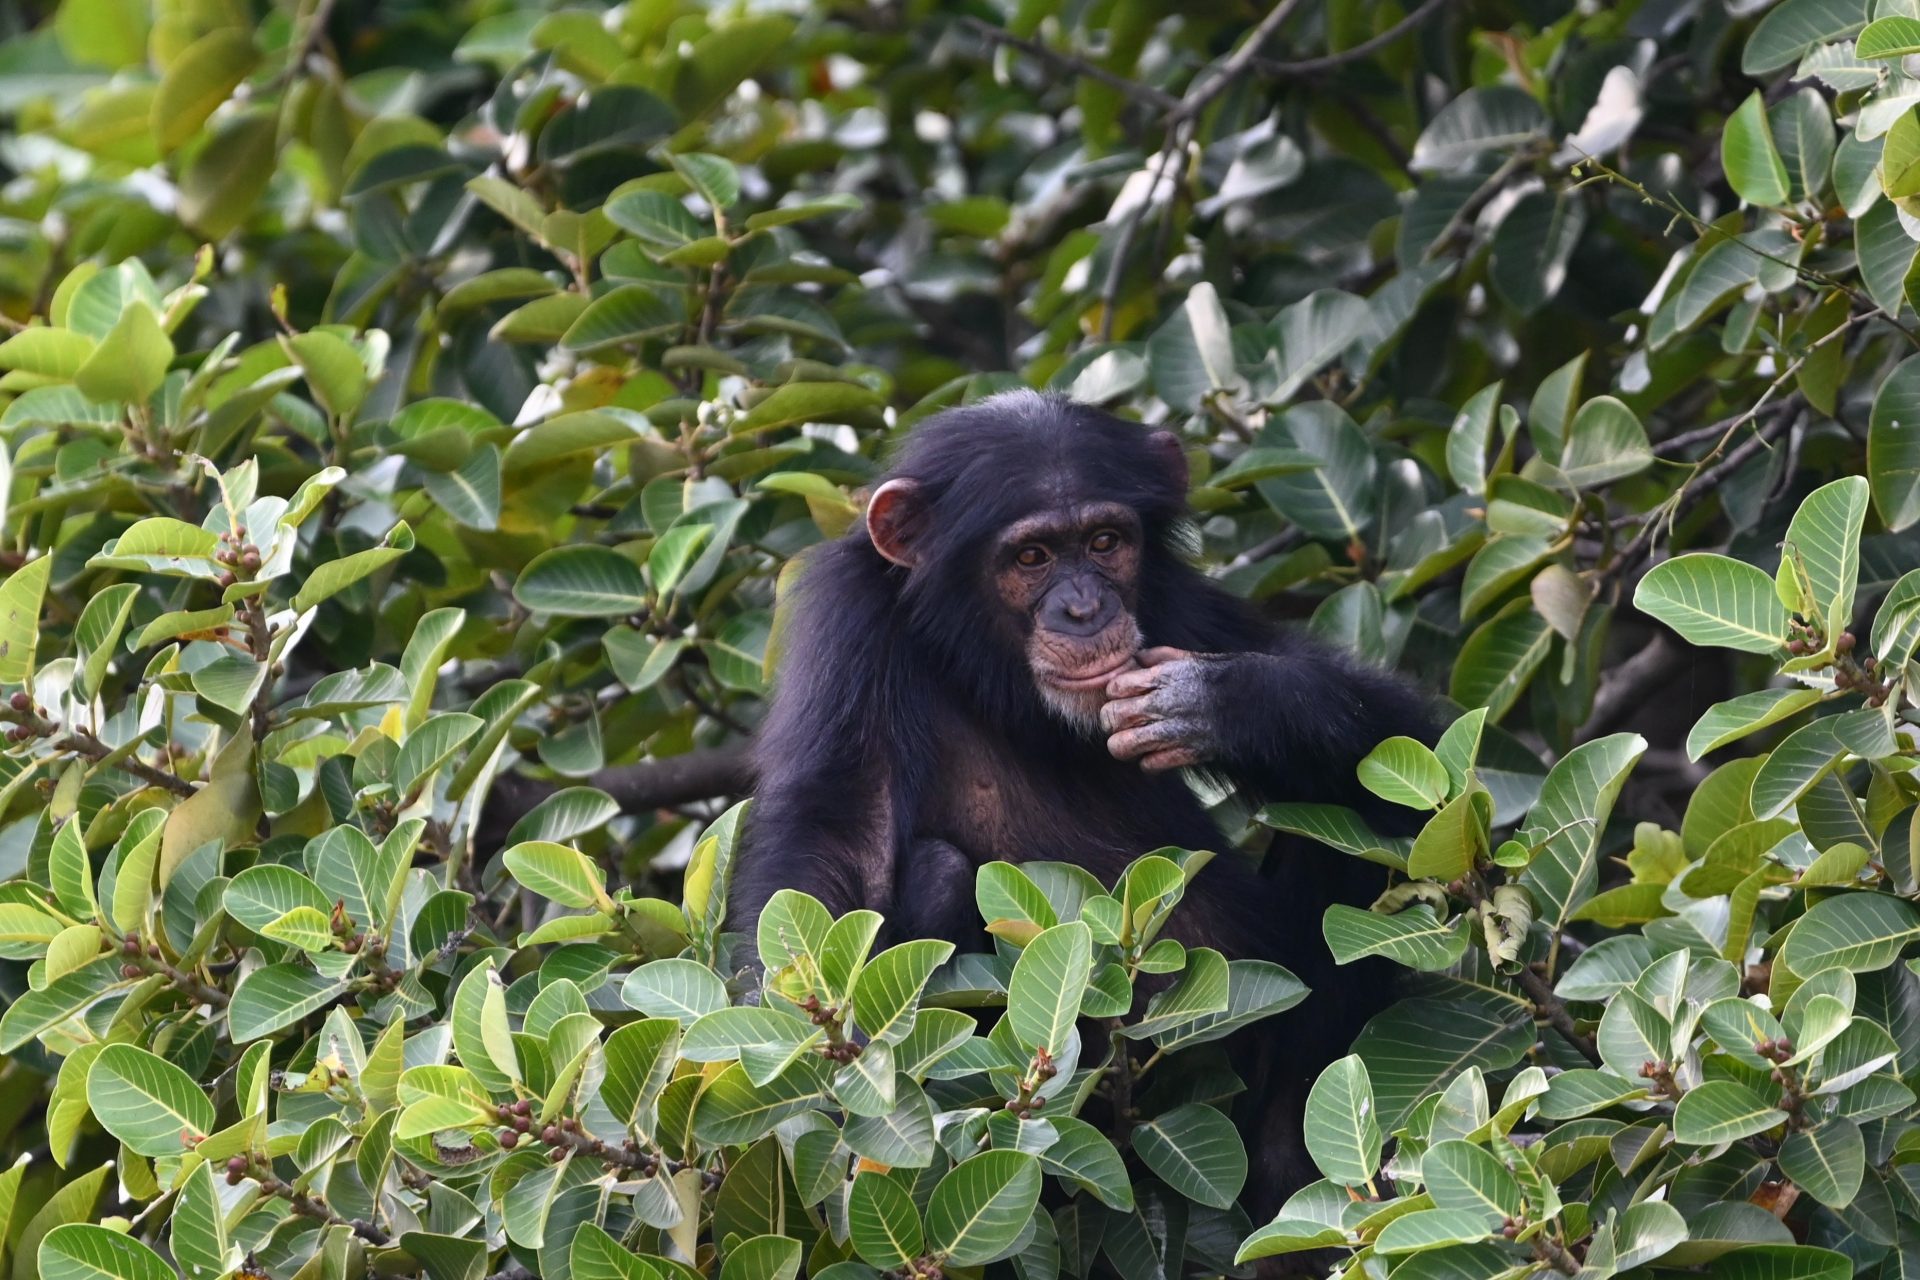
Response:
[[865, 478, 926, 568], [1146, 430, 1189, 495]]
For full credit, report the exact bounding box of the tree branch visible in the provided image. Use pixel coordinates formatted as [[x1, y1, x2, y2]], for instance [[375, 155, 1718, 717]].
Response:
[[1171, 0, 1311, 125], [1251, 0, 1455, 76], [1513, 964, 1602, 1067], [481, 742, 756, 850], [955, 17, 1179, 111]]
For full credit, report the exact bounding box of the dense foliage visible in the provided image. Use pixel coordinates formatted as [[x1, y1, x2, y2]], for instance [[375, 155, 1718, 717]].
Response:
[[4, 0, 1920, 1278]]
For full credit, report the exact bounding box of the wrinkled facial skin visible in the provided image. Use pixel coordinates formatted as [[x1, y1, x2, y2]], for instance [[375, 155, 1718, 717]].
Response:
[[992, 502, 1144, 732]]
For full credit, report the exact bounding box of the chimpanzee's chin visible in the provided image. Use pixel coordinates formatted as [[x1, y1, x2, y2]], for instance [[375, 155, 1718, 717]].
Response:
[[1036, 683, 1106, 737]]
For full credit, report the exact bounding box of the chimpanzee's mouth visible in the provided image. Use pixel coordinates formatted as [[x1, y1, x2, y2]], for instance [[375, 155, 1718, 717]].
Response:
[[1041, 653, 1135, 692]]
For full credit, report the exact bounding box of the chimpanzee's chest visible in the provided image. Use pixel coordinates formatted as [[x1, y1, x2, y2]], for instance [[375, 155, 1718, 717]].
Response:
[[916, 718, 1219, 867]]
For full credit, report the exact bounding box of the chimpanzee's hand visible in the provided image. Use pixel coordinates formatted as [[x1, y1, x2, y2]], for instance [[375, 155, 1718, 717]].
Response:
[[1099, 647, 1231, 772]]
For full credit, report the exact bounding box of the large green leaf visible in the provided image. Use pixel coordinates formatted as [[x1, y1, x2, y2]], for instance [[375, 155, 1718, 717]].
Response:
[[1131, 1104, 1246, 1209], [1635, 554, 1787, 653], [924, 1151, 1042, 1266], [85, 1044, 217, 1156], [1006, 921, 1092, 1056], [39, 1225, 173, 1280], [1301, 1055, 1380, 1188]]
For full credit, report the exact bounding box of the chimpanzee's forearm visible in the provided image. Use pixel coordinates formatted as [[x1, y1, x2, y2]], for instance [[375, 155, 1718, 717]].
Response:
[[1210, 638, 1437, 830]]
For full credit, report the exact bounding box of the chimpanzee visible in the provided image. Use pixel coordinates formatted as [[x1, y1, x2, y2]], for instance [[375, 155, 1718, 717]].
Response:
[[734, 390, 1434, 1224]]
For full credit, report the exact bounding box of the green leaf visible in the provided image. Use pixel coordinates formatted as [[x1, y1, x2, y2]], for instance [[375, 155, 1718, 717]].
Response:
[[1870, 354, 1920, 531], [623, 958, 728, 1024], [228, 963, 350, 1041], [85, 1044, 216, 1156], [1556, 395, 1651, 488], [924, 1151, 1043, 1266], [1357, 736, 1449, 809], [744, 194, 862, 230], [1751, 717, 1849, 820], [1410, 87, 1547, 171], [1673, 1079, 1784, 1144], [0, 327, 94, 378], [1449, 600, 1552, 722], [39, 1225, 173, 1280], [503, 840, 611, 911], [1858, 16, 1920, 57], [1635, 554, 1788, 653], [1301, 1055, 1379, 1188], [1148, 282, 1246, 413], [851, 939, 954, 1045], [1520, 733, 1647, 931], [1723, 92, 1792, 206], [170, 1163, 228, 1280], [1323, 904, 1468, 971], [1782, 476, 1869, 635], [73, 301, 171, 405], [1686, 688, 1822, 761], [1779, 892, 1920, 973], [561, 284, 686, 351], [1257, 402, 1375, 541], [151, 28, 257, 153], [1779, 1118, 1865, 1208], [1743, 0, 1869, 76], [514, 546, 649, 617], [1131, 1103, 1246, 1209], [733, 382, 883, 434], [1006, 921, 1092, 1056], [1034, 1116, 1133, 1210], [849, 1174, 923, 1269], [0, 557, 52, 685], [284, 330, 368, 422], [1421, 1139, 1521, 1223]]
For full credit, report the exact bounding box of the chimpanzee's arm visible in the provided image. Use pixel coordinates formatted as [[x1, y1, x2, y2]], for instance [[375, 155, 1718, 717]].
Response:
[[1099, 632, 1436, 824], [729, 768, 897, 941]]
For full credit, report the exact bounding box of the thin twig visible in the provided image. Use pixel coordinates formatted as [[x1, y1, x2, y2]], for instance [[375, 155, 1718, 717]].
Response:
[[1097, 128, 1185, 342], [260, 0, 340, 94], [1513, 965, 1602, 1067], [1602, 404, 1802, 584], [1172, 0, 1311, 125], [956, 17, 1179, 110], [1252, 0, 1455, 76]]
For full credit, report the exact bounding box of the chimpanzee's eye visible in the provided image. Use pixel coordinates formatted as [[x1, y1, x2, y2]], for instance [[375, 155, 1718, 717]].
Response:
[[1016, 546, 1050, 568], [1089, 530, 1120, 554]]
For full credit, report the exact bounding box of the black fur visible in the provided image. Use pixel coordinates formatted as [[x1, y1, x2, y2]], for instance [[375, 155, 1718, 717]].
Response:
[[735, 390, 1434, 1222]]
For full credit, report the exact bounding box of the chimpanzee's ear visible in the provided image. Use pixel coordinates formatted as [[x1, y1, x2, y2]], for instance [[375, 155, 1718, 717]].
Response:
[[1145, 430, 1189, 497], [865, 479, 927, 568]]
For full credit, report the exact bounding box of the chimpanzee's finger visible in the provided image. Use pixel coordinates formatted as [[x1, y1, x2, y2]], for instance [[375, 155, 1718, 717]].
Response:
[[1105, 664, 1167, 699], [1099, 694, 1157, 734], [1106, 720, 1185, 762], [1135, 646, 1193, 668], [1139, 746, 1202, 772]]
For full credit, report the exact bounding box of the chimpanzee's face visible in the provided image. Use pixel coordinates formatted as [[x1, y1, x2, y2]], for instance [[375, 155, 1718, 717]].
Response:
[[991, 501, 1143, 731]]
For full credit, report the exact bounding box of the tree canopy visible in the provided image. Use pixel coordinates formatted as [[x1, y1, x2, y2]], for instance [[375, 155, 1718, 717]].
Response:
[[0, 0, 1919, 1278]]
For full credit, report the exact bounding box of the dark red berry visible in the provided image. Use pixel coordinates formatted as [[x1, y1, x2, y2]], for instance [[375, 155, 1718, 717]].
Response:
[[217, 571, 236, 589], [512, 1115, 530, 1133], [500, 1130, 518, 1148], [225, 1169, 242, 1186], [8, 692, 27, 711], [228, 1156, 248, 1174], [121, 964, 141, 979], [542, 1126, 560, 1145], [123, 935, 140, 955], [241, 550, 261, 572]]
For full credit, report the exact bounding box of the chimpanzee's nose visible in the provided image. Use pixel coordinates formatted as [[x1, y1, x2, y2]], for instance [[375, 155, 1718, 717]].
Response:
[[1064, 593, 1098, 621]]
